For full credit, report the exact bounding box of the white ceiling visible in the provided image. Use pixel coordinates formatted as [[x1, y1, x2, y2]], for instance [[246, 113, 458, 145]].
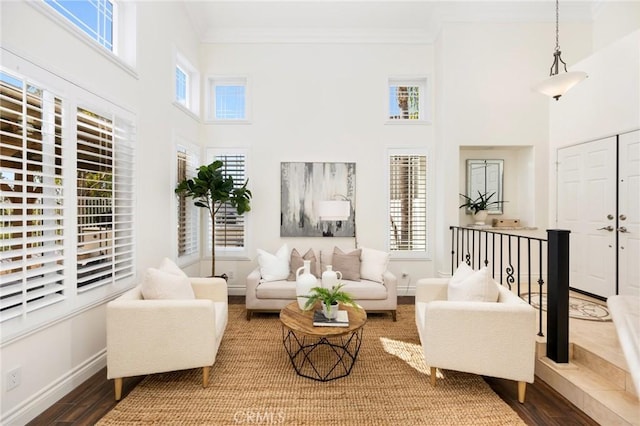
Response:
[[183, 0, 599, 43]]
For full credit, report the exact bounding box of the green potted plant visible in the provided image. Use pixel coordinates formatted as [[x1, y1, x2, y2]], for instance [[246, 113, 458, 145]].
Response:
[[303, 284, 357, 319], [459, 191, 506, 225], [175, 160, 252, 277]]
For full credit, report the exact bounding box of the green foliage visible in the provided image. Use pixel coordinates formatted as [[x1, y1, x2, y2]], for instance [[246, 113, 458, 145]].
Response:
[[175, 160, 252, 276], [459, 191, 506, 214], [303, 284, 357, 311]]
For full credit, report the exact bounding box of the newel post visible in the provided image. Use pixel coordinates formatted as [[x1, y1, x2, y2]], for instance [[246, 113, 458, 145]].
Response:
[[546, 229, 571, 363]]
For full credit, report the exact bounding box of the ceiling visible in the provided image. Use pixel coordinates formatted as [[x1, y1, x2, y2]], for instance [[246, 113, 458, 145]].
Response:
[[183, 0, 599, 43]]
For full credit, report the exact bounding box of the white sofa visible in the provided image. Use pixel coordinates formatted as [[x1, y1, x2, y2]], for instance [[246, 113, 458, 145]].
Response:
[[107, 277, 228, 400], [246, 247, 397, 321], [415, 276, 536, 403]]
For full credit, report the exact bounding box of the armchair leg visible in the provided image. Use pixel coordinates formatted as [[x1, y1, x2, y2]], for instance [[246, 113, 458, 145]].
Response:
[[517, 381, 526, 403], [430, 367, 437, 386], [246, 310, 252, 321], [114, 377, 123, 401], [203, 366, 210, 388], [391, 310, 397, 322]]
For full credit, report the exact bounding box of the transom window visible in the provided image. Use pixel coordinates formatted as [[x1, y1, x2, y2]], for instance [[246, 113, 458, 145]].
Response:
[[174, 52, 199, 115], [207, 77, 249, 121], [44, 0, 114, 51], [388, 78, 427, 122], [388, 151, 428, 256]]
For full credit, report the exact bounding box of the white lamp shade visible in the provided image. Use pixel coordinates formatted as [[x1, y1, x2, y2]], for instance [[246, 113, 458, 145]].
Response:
[[318, 200, 350, 221], [533, 71, 588, 100]]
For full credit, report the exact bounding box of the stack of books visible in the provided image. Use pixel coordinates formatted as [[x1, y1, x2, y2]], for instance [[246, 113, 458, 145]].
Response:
[[313, 310, 349, 327]]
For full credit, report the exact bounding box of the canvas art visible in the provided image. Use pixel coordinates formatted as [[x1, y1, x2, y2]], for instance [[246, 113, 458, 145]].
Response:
[[280, 162, 356, 237]]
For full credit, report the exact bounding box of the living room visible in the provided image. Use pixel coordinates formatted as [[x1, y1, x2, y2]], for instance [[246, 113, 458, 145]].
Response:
[[1, 1, 639, 424]]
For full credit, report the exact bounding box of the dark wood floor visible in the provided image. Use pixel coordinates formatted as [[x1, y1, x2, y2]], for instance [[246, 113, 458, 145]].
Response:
[[28, 298, 599, 426]]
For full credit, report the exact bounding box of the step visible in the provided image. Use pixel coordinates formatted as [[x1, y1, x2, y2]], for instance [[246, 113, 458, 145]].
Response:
[[535, 342, 639, 426]]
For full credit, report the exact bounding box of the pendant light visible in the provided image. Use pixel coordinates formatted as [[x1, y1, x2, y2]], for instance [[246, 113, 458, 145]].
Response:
[[533, 0, 587, 100]]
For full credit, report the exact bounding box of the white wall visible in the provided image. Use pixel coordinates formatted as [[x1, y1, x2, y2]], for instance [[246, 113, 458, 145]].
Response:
[[434, 21, 592, 275], [0, 2, 200, 424], [199, 42, 435, 293]]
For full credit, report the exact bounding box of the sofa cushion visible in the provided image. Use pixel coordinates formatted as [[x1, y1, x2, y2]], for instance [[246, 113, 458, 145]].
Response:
[[340, 280, 387, 300], [257, 244, 290, 282], [255, 280, 297, 300], [141, 267, 195, 300], [447, 263, 499, 302], [332, 247, 361, 281], [360, 247, 389, 283], [287, 248, 319, 281]]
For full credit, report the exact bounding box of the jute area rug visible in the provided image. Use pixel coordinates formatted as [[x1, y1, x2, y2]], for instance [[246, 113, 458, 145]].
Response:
[[97, 304, 525, 425]]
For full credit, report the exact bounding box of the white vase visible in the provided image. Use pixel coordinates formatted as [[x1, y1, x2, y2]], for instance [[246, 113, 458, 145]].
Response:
[[322, 301, 339, 319], [295, 260, 317, 309], [321, 265, 342, 289], [473, 210, 489, 225]]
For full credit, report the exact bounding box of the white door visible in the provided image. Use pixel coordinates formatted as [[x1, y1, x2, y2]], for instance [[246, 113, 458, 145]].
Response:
[[618, 130, 640, 297], [557, 137, 617, 298]]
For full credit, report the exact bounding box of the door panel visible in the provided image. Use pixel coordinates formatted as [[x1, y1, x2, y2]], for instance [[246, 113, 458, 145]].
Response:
[[557, 137, 617, 298], [618, 131, 640, 297]]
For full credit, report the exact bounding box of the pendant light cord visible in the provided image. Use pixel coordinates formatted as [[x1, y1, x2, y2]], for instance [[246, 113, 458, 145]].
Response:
[[555, 0, 561, 52]]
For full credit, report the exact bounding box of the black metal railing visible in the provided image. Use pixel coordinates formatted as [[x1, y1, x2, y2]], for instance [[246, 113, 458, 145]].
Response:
[[449, 226, 570, 363]]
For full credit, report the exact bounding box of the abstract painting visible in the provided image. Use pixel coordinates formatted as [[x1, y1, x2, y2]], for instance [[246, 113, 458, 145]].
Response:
[[280, 162, 356, 237]]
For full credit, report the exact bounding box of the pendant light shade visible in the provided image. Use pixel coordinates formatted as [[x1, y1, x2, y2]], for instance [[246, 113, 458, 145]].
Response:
[[534, 0, 587, 100], [533, 70, 588, 101]]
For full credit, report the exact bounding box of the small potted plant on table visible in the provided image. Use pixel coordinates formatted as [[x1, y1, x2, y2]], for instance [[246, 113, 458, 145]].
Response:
[[303, 284, 357, 319], [459, 191, 506, 225]]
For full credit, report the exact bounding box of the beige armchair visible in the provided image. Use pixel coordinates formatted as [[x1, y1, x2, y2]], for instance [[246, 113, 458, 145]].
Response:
[[415, 277, 536, 403], [106, 277, 228, 400]]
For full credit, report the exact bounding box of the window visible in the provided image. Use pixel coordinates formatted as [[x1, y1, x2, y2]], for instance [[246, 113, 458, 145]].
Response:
[[388, 78, 427, 122], [174, 51, 199, 115], [76, 107, 135, 291], [388, 151, 427, 256], [206, 149, 249, 257], [176, 144, 199, 260], [0, 56, 136, 339], [207, 77, 248, 121], [44, 0, 114, 51], [0, 74, 65, 322]]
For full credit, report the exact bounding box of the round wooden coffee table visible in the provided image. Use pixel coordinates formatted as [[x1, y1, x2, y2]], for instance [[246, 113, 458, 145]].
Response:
[[280, 301, 367, 382]]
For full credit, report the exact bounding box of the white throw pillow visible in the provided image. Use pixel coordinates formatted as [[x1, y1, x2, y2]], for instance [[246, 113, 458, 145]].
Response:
[[257, 244, 290, 282], [448, 264, 499, 302], [158, 257, 188, 277], [360, 247, 389, 283], [141, 267, 195, 300]]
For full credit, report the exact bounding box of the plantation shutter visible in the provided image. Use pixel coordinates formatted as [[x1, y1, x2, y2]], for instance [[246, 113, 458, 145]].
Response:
[[389, 154, 427, 252], [176, 146, 199, 257], [76, 107, 134, 290], [212, 153, 246, 249], [0, 73, 65, 321]]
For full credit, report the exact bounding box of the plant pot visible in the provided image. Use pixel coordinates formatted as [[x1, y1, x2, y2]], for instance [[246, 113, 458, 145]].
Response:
[[322, 302, 339, 319], [473, 210, 489, 225]]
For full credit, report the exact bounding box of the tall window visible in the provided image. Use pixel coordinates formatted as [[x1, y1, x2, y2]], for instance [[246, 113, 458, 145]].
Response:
[[76, 107, 135, 291], [175, 66, 188, 107], [0, 73, 65, 322], [388, 152, 427, 255], [206, 150, 249, 256], [176, 144, 199, 259], [0, 61, 135, 337], [388, 78, 427, 121], [44, 0, 114, 51], [208, 77, 248, 121]]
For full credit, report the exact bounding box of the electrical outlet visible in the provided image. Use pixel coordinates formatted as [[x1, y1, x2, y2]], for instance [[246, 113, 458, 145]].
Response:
[[6, 367, 20, 391], [227, 271, 235, 280]]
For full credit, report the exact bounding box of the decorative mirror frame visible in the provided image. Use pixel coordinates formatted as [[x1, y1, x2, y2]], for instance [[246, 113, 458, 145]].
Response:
[[466, 159, 504, 214]]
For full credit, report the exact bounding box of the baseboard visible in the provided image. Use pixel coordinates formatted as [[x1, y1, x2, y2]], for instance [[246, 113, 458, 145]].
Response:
[[1, 350, 106, 426]]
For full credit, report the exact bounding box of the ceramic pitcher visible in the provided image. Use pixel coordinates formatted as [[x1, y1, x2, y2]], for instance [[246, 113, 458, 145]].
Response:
[[295, 260, 317, 309], [321, 265, 342, 289]]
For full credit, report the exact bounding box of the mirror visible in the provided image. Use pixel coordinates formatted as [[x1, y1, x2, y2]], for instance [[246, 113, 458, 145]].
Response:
[[466, 159, 504, 214]]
